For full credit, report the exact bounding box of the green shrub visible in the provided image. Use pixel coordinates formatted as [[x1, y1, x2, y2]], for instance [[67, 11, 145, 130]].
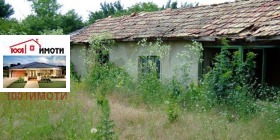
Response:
[[87, 63, 133, 95], [166, 100, 179, 122], [256, 84, 280, 101], [39, 78, 51, 83], [137, 72, 167, 104], [202, 39, 257, 118], [70, 61, 81, 83], [94, 89, 116, 140], [15, 77, 25, 83]]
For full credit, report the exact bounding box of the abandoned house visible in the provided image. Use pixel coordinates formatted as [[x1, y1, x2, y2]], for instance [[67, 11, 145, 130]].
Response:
[[70, 0, 280, 86]]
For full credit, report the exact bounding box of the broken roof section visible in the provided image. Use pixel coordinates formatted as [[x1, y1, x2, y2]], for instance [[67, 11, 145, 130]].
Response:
[[71, 0, 280, 43]]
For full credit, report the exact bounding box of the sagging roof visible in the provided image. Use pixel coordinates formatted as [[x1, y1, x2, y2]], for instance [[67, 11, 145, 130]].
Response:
[[71, 0, 280, 43], [10, 62, 59, 69]]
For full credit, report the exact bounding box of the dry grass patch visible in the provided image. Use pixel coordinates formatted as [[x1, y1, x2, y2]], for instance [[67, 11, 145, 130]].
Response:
[[0, 91, 278, 139]]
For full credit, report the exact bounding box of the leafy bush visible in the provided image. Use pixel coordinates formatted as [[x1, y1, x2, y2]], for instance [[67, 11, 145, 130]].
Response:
[[94, 95, 116, 140], [137, 72, 167, 104], [87, 62, 133, 95], [70, 61, 81, 82], [166, 100, 179, 122], [256, 84, 280, 101], [202, 39, 257, 118], [39, 78, 51, 83], [15, 77, 25, 83]]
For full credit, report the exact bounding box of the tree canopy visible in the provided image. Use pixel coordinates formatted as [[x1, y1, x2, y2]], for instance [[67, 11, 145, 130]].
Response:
[[22, 0, 84, 34], [88, 0, 199, 25], [88, 1, 161, 24], [0, 0, 199, 35], [0, 0, 14, 18]]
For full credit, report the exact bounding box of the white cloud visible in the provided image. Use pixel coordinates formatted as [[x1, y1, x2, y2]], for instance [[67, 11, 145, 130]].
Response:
[[51, 56, 66, 66], [38, 56, 49, 63]]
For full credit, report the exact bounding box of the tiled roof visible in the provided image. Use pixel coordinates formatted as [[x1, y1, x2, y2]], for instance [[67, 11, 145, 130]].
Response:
[[10, 62, 59, 69], [71, 0, 280, 43]]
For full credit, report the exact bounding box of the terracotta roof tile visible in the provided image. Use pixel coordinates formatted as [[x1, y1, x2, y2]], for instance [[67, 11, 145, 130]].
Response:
[[71, 0, 280, 43]]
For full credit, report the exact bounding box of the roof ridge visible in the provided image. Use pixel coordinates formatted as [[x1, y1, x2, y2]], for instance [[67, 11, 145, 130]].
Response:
[[71, 0, 280, 43], [91, 0, 272, 22]]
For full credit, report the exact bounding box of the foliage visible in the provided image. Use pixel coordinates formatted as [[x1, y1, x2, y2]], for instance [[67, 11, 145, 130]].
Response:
[[23, 0, 61, 34], [15, 77, 25, 83], [22, 0, 84, 34], [166, 100, 179, 122], [39, 81, 66, 88], [136, 38, 170, 104], [175, 41, 203, 87], [180, 1, 199, 8], [39, 78, 51, 83], [94, 92, 116, 140], [87, 62, 132, 93], [163, 0, 178, 9], [138, 72, 166, 104], [202, 39, 257, 118], [125, 2, 160, 14], [70, 61, 81, 83], [87, 0, 200, 24], [28, 0, 61, 17], [60, 9, 84, 34], [162, 0, 199, 9], [39, 28, 64, 35], [137, 38, 170, 59], [86, 33, 115, 68], [256, 84, 280, 101], [85, 45, 118, 139], [0, 0, 14, 18], [0, 18, 26, 35], [86, 34, 133, 94], [84, 35, 278, 125], [88, 0, 123, 24], [88, 1, 160, 24]]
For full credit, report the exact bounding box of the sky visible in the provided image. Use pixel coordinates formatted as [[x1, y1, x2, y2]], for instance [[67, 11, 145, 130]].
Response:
[[6, 0, 234, 21], [3, 56, 66, 67]]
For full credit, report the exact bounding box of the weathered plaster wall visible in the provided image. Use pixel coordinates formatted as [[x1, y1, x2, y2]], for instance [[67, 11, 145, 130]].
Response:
[[70, 44, 87, 77], [71, 41, 200, 83], [110, 41, 200, 83]]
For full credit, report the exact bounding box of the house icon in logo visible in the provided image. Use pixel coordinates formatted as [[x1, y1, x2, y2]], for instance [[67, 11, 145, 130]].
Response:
[[10, 39, 41, 54]]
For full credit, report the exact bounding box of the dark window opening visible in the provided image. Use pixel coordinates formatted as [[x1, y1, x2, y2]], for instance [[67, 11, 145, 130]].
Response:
[[266, 48, 280, 86], [202, 48, 221, 74], [203, 47, 280, 87], [96, 49, 109, 65], [139, 56, 160, 79]]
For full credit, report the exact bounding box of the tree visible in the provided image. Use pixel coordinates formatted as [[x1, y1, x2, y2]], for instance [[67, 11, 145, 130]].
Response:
[[181, 2, 199, 8], [27, 0, 61, 17], [163, 0, 178, 9], [88, 1, 160, 24], [0, 0, 14, 18], [88, 11, 104, 24], [126, 2, 160, 13], [22, 0, 63, 34], [39, 28, 64, 35], [88, 0, 124, 24], [23, 0, 84, 34], [0, 18, 25, 34], [60, 9, 84, 34]]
